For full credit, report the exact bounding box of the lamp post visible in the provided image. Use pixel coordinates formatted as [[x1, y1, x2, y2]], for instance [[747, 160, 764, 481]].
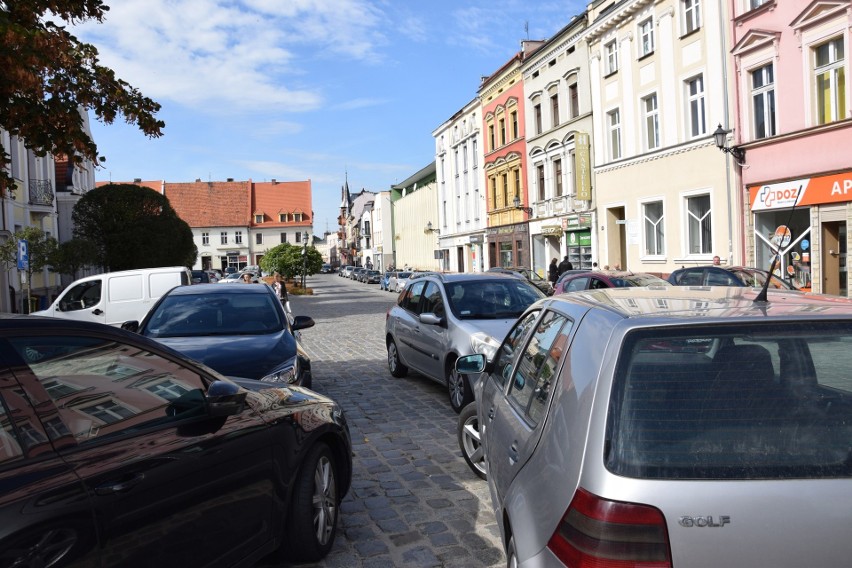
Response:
[[713, 124, 745, 164], [513, 195, 533, 215], [301, 231, 309, 289]]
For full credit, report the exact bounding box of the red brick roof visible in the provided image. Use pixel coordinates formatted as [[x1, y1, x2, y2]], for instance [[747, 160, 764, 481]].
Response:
[[251, 180, 312, 228], [164, 181, 251, 228]]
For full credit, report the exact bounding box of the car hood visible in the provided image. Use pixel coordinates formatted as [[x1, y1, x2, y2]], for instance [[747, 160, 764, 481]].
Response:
[[154, 332, 296, 380], [461, 317, 518, 339]]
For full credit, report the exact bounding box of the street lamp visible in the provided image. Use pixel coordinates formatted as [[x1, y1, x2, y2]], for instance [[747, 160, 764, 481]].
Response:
[[301, 231, 309, 289], [713, 124, 745, 165], [424, 221, 440, 234], [513, 195, 533, 215]]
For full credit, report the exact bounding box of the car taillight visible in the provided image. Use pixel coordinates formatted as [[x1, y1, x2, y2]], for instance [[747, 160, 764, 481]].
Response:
[[547, 488, 671, 568]]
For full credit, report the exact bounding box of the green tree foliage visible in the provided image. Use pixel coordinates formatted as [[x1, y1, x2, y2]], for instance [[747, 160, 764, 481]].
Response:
[[49, 237, 100, 279], [0, 226, 58, 284], [73, 184, 197, 271], [260, 243, 323, 281], [0, 1, 164, 195]]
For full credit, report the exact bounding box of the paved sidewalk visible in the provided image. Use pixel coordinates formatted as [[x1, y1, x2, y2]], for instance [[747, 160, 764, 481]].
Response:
[[266, 274, 505, 568]]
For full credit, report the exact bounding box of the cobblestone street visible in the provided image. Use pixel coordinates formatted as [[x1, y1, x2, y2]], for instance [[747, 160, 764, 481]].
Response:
[[264, 274, 505, 568]]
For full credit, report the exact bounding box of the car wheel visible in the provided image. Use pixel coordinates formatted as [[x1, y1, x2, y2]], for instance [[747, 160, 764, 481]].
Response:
[[280, 443, 339, 562], [447, 359, 473, 413], [1, 524, 90, 568], [387, 339, 408, 378], [458, 402, 486, 479], [506, 535, 518, 568]]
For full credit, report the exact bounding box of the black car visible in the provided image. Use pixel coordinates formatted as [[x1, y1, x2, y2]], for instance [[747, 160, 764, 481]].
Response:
[[190, 269, 210, 284], [667, 265, 795, 290], [0, 315, 352, 567], [125, 284, 315, 387]]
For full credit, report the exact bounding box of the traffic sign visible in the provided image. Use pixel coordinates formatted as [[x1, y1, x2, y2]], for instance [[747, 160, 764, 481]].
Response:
[[17, 239, 29, 270]]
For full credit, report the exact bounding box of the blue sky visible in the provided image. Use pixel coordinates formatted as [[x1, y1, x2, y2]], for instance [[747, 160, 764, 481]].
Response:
[[74, 0, 587, 234]]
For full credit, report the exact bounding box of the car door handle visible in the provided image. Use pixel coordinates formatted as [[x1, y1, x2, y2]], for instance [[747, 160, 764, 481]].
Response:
[[507, 442, 519, 465], [92, 309, 103, 315], [94, 473, 145, 495]]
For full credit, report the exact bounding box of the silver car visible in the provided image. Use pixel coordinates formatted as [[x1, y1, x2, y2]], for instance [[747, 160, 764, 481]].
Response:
[[458, 286, 852, 567], [385, 272, 544, 412]]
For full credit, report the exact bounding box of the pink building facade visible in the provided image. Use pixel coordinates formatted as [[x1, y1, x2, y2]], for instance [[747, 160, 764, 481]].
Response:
[[730, 0, 852, 294]]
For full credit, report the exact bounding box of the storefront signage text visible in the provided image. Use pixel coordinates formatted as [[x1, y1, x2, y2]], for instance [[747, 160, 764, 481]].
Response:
[[749, 171, 852, 210]]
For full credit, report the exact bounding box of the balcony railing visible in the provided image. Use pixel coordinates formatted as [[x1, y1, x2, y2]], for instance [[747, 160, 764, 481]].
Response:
[[29, 179, 54, 206]]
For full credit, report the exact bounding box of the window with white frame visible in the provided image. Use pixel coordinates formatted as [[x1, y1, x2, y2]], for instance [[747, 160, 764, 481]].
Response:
[[605, 40, 619, 74], [279, 213, 287, 222], [295, 213, 303, 222], [568, 80, 579, 118], [686, 75, 706, 137], [553, 159, 563, 197], [534, 103, 542, 135], [751, 63, 776, 139], [235, 231, 242, 244], [255, 233, 262, 245], [537, 164, 545, 201], [254, 214, 263, 223], [280, 232, 287, 243], [682, 0, 701, 35], [608, 109, 622, 160], [202, 232, 209, 245], [643, 201, 665, 255], [220, 231, 228, 245], [639, 17, 654, 57], [814, 38, 846, 125], [643, 93, 660, 150], [511, 110, 519, 139], [551, 94, 560, 127], [295, 232, 301, 243], [749, 0, 768, 10], [686, 194, 712, 255]]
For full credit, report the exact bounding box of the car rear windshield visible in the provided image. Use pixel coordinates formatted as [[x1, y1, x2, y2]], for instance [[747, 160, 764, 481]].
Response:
[[607, 322, 852, 480], [143, 293, 283, 337], [446, 279, 544, 319], [611, 274, 668, 287]]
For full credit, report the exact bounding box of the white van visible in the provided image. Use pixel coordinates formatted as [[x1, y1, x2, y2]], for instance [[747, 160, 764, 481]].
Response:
[[32, 266, 192, 326]]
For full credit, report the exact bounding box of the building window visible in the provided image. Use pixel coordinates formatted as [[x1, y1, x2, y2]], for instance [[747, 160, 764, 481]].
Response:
[[537, 164, 545, 201], [295, 213, 302, 222], [511, 110, 518, 139], [686, 194, 712, 255], [814, 38, 846, 125], [568, 81, 579, 118], [605, 40, 619, 74], [643, 201, 665, 255], [749, 0, 768, 10], [295, 232, 301, 243], [254, 214, 263, 223], [255, 233, 263, 245], [502, 173, 509, 207], [643, 93, 660, 150], [553, 159, 563, 197], [220, 231, 228, 245], [462, 144, 468, 171], [608, 109, 622, 160], [751, 63, 776, 138], [534, 103, 542, 135], [235, 231, 243, 244], [490, 177, 497, 209], [550, 94, 560, 127], [202, 232, 209, 246], [639, 17, 654, 57], [489, 124, 495, 151], [278, 213, 286, 222], [472, 140, 478, 167], [280, 232, 287, 243], [499, 117, 506, 146], [514, 168, 521, 203], [686, 75, 706, 138], [682, 0, 701, 35]]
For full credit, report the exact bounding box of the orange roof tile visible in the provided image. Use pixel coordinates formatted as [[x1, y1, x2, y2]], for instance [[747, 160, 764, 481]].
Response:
[[164, 181, 251, 227], [251, 180, 312, 228]]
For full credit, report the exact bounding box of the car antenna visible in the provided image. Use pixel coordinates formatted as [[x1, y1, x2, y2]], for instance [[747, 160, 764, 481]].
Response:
[[754, 190, 800, 304]]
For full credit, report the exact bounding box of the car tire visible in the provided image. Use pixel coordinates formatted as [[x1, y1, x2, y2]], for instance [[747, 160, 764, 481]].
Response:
[[458, 402, 486, 480], [447, 358, 473, 413], [387, 339, 408, 378], [506, 535, 518, 568], [280, 443, 339, 562], [2, 523, 93, 568]]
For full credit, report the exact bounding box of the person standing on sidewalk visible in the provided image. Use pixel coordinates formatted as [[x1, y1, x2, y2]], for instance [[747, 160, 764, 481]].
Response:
[[272, 272, 291, 315]]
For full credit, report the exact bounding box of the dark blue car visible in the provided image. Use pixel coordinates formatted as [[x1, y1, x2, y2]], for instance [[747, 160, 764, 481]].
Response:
[[127, 284, 315, 387]]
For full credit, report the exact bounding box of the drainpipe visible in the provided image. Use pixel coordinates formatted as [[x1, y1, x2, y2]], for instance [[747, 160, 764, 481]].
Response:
[[720, 1, 735, 266]]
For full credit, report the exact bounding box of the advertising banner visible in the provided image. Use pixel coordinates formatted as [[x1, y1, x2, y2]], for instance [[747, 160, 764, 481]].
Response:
[[749, 170, 852, 211]]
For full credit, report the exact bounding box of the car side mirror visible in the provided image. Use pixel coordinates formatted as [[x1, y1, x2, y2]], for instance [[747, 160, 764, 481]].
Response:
[[206, 381, 247, 417], [456, 353, 487, 374], [121, 320, 139, 333], [291, 316, 315, 331], [419, 313, 445, 327]]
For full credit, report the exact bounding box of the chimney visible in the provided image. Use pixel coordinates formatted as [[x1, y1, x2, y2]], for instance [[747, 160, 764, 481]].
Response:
[[271, 179, 277, 184], [133, 178, 142, 183], [226, 177, 234, 182]]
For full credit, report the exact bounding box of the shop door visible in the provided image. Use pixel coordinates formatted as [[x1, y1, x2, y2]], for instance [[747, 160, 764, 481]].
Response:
[[822, 222, 847, 296], [457, 247, 465, 272]]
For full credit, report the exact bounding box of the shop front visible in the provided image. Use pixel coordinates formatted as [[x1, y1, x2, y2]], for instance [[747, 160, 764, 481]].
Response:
[[530, 223, 563, 278], [749, 170, 852, 295], [564, 212, 594, 270], [487, 223, 529, 269]]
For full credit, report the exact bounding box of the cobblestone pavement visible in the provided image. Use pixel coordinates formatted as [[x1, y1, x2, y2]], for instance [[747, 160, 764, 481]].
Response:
[[263, 274, 505, 568]]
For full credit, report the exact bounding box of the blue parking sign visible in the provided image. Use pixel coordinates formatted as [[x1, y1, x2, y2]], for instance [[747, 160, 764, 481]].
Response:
[[17, 239, 29, 270]]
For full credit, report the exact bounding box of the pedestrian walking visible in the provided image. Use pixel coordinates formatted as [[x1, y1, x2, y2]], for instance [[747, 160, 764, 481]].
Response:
[[557, 255, 573, 275], [272, 272, 291, 314], [548, 258, 559, 285]]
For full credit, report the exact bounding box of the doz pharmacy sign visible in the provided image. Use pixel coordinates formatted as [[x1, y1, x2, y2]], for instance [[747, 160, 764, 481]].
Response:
[[749, 171, 852, 211]]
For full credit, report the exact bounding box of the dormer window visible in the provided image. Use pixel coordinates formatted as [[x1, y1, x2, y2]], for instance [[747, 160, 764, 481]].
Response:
[[254, 213, 264, 223], [279, 213, 287, 222], [295, 212, 303, 222]]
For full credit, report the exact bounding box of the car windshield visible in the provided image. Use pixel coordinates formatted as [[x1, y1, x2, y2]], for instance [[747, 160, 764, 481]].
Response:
[[143, 293, 283, 337], [732, 269, 791, 290], [610, 274, 669, 287], [607, 322, 852, 480], [445, 280, 544, 319], [397, 272, 411, 279]]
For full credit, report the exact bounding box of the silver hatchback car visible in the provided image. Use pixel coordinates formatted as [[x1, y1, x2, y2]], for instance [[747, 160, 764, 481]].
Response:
[[459, 286, 852, 567], [385, 272, 544, 412]]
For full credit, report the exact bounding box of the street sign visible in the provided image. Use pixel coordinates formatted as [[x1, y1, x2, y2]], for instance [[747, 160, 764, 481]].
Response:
[[17, 239, 29, 270]]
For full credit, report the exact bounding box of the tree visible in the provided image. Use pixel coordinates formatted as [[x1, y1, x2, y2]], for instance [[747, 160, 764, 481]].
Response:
[[0, 1, 164, 195], [0, 226, 58, 289], [73, 184, 197, 271], [261, 243, 323, 281], [49, 237, 100, 279]]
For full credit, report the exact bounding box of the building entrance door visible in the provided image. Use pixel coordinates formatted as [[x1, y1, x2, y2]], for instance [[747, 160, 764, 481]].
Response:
[[822, 222, 847, 296]]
